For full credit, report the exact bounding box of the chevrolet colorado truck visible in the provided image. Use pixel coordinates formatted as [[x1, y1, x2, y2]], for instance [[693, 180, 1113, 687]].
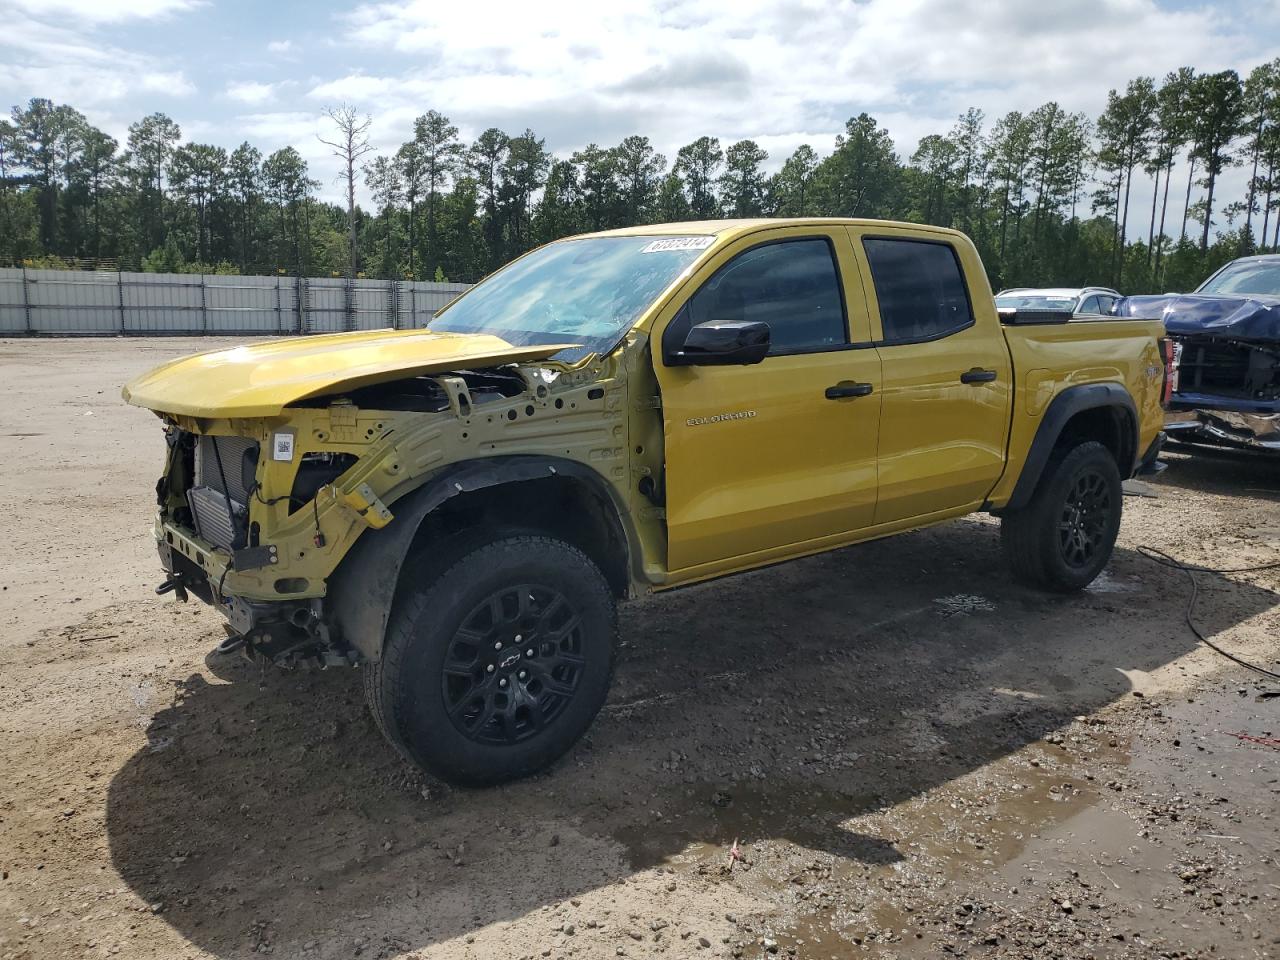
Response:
[[123, 218, 1170, 785], [1117, 254, 1280, 454]]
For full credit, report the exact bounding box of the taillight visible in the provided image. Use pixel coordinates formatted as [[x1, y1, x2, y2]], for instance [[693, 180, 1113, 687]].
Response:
[[1158, 337, 1179, 406]]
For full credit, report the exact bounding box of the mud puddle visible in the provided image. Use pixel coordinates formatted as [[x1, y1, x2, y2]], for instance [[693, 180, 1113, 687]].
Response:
[[602, 680, 1279, 959]]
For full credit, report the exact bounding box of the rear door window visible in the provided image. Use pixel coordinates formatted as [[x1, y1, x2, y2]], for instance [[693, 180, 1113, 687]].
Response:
[[862, 238, 973, 344]]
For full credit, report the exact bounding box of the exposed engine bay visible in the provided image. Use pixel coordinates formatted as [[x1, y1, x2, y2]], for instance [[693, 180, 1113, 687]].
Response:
[[148, 359, 630, 670]]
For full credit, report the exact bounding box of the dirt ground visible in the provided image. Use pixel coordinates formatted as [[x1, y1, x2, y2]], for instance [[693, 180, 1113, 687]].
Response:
[[1, 337, 1278, 960]]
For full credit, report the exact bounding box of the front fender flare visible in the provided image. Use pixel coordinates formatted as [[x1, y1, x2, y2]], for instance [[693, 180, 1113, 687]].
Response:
[[326, 455, 635, 661]]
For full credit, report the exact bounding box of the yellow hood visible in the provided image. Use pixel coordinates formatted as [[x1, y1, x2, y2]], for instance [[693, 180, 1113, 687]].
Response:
[[122, 329, 576, 419]]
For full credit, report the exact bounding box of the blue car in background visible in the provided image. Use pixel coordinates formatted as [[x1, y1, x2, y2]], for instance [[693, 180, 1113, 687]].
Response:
[[1117, 255, 1280, 455]]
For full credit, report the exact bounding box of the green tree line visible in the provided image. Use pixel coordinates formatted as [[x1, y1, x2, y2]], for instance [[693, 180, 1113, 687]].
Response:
[[2, 59, 1278, 292]]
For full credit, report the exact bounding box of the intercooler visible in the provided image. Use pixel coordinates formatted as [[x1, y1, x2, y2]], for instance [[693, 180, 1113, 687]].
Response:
[[187, 436, 259, 551]]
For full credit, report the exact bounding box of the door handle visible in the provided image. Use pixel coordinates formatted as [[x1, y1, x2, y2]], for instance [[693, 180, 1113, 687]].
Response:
[[825, 382, 874, 399], [960, 368, 998, 384]]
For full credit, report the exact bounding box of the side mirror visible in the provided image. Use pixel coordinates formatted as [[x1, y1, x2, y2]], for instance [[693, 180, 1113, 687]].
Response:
[[668, 319, 770, 366]]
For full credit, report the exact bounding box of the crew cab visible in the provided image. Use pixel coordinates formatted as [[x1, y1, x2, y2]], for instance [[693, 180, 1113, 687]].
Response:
[[123, 218, 1169, 785]]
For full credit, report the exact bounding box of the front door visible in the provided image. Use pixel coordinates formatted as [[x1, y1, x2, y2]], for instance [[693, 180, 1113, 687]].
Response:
[[653, 227, 883, 575]]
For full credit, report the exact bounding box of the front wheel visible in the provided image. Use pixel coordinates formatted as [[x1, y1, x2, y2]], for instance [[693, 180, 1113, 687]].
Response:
[[365, 536, 617, 786], [1001, 440, 1122, 593]]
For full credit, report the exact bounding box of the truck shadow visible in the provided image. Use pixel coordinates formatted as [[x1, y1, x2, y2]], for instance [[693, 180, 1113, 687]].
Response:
[[105, 518, 1278, 958]]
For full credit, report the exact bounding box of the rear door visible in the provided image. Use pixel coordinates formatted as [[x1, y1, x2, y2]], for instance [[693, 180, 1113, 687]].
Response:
[[848, 226, 1012, 525], [654, 225, 883, 574]]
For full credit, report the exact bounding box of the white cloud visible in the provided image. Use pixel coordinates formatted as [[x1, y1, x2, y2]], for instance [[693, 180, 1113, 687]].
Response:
[[140, 71, 197, 96], [0, 3, 199, 107], [1, 0, 1275, 235], [0, 17, 196, 106], [330, 0, 1274, 169], [5, 0, 203, 24], [302, 0, 1278, 231], [226, 80, 280, 105], [307, 73, 395, 102], [235, 111, 324, 146]]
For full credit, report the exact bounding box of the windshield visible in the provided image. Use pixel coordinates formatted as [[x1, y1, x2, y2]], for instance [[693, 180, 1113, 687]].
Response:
[[429, 235, 714, 362], [995, 294, 1078, 311], [1197, 260, 1280, 296]]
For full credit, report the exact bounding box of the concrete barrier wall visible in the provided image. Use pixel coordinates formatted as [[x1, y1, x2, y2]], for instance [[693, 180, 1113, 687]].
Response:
[[0, 268, 471, 335]]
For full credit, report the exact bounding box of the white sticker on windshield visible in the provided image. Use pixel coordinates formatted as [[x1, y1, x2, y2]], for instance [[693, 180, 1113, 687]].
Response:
[[640, 236, 716, 254]]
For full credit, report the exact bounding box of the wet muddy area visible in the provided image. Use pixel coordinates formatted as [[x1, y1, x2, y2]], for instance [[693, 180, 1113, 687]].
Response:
[[2, 339, 1279, 960], [599, 678, 1280, 960], [761, 689, 1277, 958]]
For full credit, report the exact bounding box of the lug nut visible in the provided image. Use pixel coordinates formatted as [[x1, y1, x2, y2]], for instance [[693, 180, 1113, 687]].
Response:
[[515, 633, 523, 642], [526, 648, 534, 657], [494, 641, 503, 650], [499, 678, 508, 688], [486, 664, 495, 673], [518, 670, 527, 680]]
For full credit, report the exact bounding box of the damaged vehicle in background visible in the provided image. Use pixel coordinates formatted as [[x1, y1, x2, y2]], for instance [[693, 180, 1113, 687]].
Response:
[[1116, 254, 1280, 454]]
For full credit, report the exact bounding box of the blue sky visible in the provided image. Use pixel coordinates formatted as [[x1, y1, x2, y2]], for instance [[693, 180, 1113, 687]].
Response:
[[3, 0, 1279, 214]]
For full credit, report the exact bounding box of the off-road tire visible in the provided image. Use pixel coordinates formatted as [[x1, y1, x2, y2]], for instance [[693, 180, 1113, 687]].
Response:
[[1001, 440, 1122, 593], [365, 535, 617, 786]]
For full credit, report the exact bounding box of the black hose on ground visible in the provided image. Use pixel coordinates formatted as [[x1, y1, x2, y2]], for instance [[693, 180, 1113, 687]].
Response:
[[1136, 545, 1280, 683]]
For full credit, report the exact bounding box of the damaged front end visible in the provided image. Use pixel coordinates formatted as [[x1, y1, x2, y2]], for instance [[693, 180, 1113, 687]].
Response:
[[1116, 291, 1280, 454], [127, 336, 636, 670], [1164, 407, 1280, 453], [151, 411, 391, 670]]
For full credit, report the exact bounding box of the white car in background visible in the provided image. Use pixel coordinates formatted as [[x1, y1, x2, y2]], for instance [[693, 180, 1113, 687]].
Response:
[[995, 286, 1122, 318]]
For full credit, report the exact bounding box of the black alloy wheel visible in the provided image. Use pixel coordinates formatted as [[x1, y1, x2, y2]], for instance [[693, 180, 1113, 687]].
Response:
[[442, 584, 586, 746], [1058, 468, 1113, 569], [1000, 440, 1123, 593], [365, 535, 617, 786]]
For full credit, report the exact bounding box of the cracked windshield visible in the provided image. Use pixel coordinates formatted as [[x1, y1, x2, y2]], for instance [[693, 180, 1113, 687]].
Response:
[[428, 235, 710, 361]]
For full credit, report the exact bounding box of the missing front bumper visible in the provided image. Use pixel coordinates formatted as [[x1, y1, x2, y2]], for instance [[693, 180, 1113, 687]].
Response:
[[156, 535, 358, 666], [1166, 409, 1280, 453]]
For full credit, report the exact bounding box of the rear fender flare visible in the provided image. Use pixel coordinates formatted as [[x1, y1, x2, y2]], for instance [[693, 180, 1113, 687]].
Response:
[[1002, 383, 1138, 513], [326, 455, 635, 661]]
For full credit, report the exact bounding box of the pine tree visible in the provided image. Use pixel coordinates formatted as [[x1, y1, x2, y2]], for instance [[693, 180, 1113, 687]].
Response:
[[1242, 60, 1280, 250], [614, 135, 665, 224], [674, 137, 723, 219], [719, 140, 769, 217], [1095, 79, 1156, 284], [413, 111, 463, 273], [1187, 70, 1246, 251]]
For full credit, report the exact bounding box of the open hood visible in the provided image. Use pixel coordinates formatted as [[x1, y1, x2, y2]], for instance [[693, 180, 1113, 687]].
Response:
[[122, 329, 577, 419], [1116, 293, 1280, 341]]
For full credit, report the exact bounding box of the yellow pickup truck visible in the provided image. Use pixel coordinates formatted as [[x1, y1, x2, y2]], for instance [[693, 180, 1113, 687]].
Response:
[[124, 218, 1170, 785]]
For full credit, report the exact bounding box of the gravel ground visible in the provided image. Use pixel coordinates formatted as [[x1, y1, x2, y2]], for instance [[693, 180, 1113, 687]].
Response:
[[1, 337, 1278, 960]]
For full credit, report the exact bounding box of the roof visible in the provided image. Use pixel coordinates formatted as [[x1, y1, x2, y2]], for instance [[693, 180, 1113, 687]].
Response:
[[575, 217, 967, 242], [1221, 254, 1280, 264]]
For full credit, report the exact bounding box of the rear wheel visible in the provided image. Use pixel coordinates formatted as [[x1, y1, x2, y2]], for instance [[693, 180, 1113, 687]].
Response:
[[1001, 440, 1122, 593], [365, 535, 616, 786]]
